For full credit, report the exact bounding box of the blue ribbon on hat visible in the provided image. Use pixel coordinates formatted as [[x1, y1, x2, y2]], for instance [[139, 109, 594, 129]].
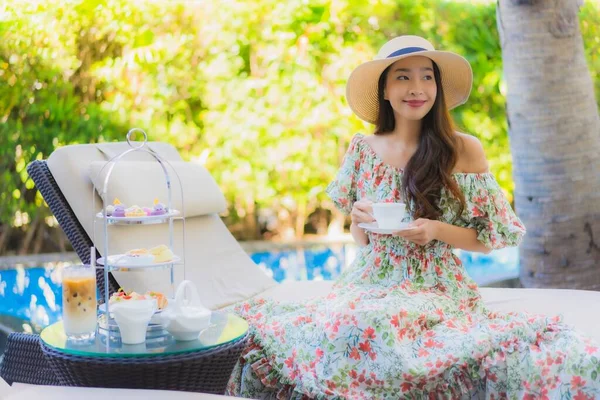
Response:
[[387, 47, 427, 58]]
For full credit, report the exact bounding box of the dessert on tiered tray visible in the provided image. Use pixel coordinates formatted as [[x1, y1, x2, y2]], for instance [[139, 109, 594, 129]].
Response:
[[109, 288, 169, 310], [104, 198, 169, 218]]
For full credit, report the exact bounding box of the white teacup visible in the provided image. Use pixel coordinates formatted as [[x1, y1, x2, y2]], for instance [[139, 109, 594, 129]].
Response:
[[371, 202, 407, 230]]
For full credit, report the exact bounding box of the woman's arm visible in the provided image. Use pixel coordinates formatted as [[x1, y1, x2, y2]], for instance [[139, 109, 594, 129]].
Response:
[[432, 220, 491, 254], [350, 222, 369, 247], [433, 133, 491, 253], [395, 218, 491, 254]]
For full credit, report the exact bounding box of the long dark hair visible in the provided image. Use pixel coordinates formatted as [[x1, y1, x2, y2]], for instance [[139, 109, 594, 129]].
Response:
[[375, 61, 466, 221]]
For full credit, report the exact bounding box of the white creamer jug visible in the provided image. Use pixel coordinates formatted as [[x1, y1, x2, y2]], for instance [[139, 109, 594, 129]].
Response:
[[161, 280, 211, 341], [112, 299, 156, 344]]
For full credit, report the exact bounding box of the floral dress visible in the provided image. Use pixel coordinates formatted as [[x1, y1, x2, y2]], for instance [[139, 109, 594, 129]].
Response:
[[226, 134, 600, 399]]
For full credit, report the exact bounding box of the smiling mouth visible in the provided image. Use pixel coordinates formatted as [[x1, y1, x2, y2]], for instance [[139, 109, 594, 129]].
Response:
[[404, 100, 427, 107], [404, 100, 427, 108]]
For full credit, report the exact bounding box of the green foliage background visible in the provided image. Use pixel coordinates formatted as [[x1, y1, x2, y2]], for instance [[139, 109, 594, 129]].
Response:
[[1, 0, 599, 248]]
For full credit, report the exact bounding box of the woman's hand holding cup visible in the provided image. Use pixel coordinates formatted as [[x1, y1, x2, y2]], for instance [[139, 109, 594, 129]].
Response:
[[351, 200, 375, 225]]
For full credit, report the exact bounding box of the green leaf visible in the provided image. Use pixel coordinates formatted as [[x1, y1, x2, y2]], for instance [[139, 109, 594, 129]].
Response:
[[134, 29, 155, 48], [4, 0, 600, 245]]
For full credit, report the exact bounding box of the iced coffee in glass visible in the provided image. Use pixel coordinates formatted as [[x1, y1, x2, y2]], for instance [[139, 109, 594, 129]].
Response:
[[62, 265, 97, 340]]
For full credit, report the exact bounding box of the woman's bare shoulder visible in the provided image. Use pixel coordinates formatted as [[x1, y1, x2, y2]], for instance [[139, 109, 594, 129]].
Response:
[[454, 132, 489, 174], [362, 134, 378, 146]]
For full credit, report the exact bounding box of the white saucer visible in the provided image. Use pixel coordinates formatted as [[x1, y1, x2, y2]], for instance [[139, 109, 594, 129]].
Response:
[[357, 222, 415, 235], [95, 210, 180, 222], [97, 255, 181, 268]]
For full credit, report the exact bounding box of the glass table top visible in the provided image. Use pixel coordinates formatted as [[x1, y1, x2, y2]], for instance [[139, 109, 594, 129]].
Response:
[[40, 311, 248, 358]]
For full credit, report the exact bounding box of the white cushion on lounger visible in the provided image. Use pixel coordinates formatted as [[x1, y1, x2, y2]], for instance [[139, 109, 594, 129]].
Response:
[[88, 160, 227, 218], [257, 281, 600, 344], [95, 214, 276, 310], [48, 142, 182, 235], [4, 383, 234, 399], [479, 288, 600, 344], [1, 377, 12, 399], [47, 142, 276, 310]]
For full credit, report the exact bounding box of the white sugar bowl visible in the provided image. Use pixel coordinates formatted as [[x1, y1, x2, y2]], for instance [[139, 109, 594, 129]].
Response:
[[160, 280, 211, 341]]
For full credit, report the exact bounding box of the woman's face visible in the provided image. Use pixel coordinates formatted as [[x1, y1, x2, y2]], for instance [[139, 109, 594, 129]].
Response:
[[383, 56, 437, 121]]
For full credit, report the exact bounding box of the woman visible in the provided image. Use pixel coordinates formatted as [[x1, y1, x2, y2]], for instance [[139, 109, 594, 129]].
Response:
[[227, 36, 600, 399]]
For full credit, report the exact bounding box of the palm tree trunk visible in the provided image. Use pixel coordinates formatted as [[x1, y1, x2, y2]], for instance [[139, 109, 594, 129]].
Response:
[[19, 213, 40, 255], [295, 199, 307, 239], [497, 0, 600, 288], [0, 224, 12, 255]]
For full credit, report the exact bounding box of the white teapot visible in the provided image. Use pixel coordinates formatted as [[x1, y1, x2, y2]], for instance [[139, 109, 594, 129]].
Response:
[[160, 280, 211, 341]]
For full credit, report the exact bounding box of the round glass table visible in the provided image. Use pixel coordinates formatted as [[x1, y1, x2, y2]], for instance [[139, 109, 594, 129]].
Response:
[[39, 311, 250, 393], [41, 311, 248, 357]]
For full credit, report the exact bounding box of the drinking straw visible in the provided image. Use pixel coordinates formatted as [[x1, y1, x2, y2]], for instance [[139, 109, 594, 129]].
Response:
[[90, 246, 96, 268]]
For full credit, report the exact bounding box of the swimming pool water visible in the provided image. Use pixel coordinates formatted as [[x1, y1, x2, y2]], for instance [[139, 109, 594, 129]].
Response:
[[0, 246, 518, 333], [0, 265, 62, 330], [250, 245, 519, 286]]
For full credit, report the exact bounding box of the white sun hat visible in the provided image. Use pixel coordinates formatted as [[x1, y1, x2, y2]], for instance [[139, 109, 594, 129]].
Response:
[[346, 35, 473, 124]]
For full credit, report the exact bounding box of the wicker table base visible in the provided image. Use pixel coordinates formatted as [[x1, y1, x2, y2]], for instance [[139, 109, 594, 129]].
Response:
[[41, 332, 248, 394]]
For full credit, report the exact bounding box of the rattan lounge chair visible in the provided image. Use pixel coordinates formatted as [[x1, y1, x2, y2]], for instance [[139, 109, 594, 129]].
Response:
[[1, 159, 248, 394]]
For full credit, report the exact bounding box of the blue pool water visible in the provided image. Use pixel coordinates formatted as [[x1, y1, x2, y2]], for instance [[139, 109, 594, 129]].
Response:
[[0, 246, 519, 332], [0, 265, 63, 330], [249, 245, 519, 286]]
